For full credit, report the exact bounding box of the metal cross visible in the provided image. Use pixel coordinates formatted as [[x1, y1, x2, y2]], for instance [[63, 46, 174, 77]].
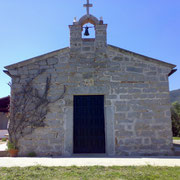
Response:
[[83, 0, 93, 15]]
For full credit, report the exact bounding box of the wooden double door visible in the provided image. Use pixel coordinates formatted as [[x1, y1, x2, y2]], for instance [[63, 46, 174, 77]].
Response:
[[73, 95, 105, 153]]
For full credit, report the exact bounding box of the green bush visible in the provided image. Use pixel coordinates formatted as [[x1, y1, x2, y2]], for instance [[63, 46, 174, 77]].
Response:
[[28, 152, 37, 157], [7, 141, 16, 150], [1, 138, 7, 142], [171, 102, 180, 137]]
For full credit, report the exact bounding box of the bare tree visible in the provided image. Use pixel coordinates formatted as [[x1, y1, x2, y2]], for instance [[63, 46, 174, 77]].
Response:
[[8, 70, 66, 148]]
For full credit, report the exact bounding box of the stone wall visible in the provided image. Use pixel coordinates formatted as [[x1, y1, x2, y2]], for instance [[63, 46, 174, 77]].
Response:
[[6, 16, 174, 156], [107, 46, 173, 156], [8, 43, 173, 156], [9, 49, 69, 156]]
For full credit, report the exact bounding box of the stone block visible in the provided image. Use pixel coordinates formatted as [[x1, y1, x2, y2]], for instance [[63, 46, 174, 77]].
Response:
[[165, 110, 171, 117], [82, 73, 93, 79], [120, 95, 133, 99], [112, 75, 128, 81], [158, 130, 172, 138], [99, 76, 111, 81], [126, 67, 143, 73], [112, 56, 123, 62], [114, 88, 128, 94], [115, 101, 130, 112], [82, 47, 91, 51], [146, 72, 157, 76], [156, 93, 169, 99], [68, 86, 109, 95], [114, 113, 126, 120], [128, 88, 141, 93], [143, 88, 158, 93], [65, 99, 73, 106], [56, 63, 69, 69], [124, 138, 142, 145], [9, 70, 18, 76], [143, 138, 151, 145], [28, 64, 39, 70], [128, 112, 140, 119], [134, 62, 147, 68], [58, 56, 69, 63], [133, 83, 149, 88], [29, 69, 39, 75], [141, 112, 153, 120], [39, 65, 50, 69], [46, 120, 61, 127], [105, 100, 112, 106], [115, 119, 134, 123], [56, 76, 68, 83], [38, 60, 47, 65], [69, 75, 83, 82], [136, 130, 155, 137], [47, 57, 58, 65], [106, 66, 121, 71], [106, 95, 117, 100], [145, 76, 158, 82], [151, 138, 166, 145], [116, 130, 133, 137], [77, 67, 95, 73], [135, 122, 151, 131]]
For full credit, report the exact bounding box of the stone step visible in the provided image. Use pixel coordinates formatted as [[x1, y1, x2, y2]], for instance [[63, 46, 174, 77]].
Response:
[[0, 151, 8, 157]]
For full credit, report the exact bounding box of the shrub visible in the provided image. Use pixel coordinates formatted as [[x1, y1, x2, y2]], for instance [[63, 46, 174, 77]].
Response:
[[7, 141, 16, 150], [1, 138, 7, 142], [28, 152, 37, 157], [171, 102, 180, 137]]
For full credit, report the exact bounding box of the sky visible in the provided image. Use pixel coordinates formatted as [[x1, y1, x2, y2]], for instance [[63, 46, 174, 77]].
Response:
[[0, 0, 180, 98]]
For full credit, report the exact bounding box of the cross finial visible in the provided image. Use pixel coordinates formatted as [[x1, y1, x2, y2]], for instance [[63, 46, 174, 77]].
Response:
[[83, 0, 93, 15]]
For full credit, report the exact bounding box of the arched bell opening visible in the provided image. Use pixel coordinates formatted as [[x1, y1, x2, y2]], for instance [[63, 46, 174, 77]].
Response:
[[79, 15, 99, 26], [82, 23, 95, 39], [79, 15, 99, 39]]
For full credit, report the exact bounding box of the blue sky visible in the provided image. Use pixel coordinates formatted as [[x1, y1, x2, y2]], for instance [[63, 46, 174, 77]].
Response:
[[0, 0, 180, 98]]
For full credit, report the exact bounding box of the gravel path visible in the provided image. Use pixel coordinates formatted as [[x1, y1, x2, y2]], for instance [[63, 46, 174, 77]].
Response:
[[0, 157, 180, 167], [0, 140, 180, 167]]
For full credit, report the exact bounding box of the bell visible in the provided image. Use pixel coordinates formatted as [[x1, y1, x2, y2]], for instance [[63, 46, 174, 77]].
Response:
[[84, 27, 90, 36]]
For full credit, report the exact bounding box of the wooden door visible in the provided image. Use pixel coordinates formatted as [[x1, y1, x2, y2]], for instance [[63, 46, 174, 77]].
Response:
[[73, 95, 105, 153]]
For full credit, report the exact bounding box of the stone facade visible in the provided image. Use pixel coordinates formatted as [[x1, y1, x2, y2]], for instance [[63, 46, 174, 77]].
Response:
[[5, 14, 176, 156]]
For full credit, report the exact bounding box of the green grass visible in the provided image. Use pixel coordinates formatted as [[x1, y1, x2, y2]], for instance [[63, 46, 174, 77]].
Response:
[[173, 137, 180, 140], [0, 166, 180, 180]]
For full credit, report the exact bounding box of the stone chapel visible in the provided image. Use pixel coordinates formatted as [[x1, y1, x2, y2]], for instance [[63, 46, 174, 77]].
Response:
[[4, 1, 177, 156]]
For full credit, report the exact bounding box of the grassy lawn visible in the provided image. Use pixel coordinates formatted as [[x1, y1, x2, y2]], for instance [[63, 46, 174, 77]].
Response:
[[173, 137, 180, 140], [0, 166, 180, 180]]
